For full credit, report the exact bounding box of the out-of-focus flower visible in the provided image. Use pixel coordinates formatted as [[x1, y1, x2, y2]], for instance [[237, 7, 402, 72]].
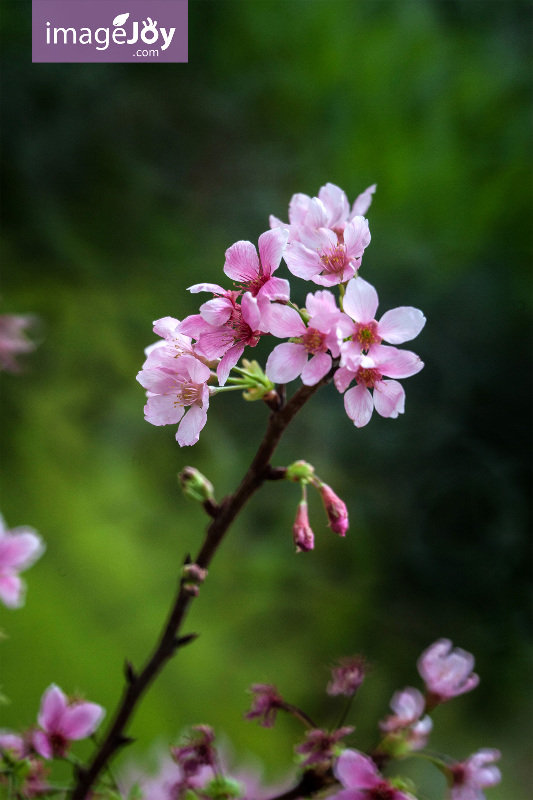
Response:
[[378, 687, 433, 753], [137, 354, 211, 447], [449, 749, 501, 800], [0, 732, 28, 760], [0, 314, 38, 373], [244, 685, 286, 728], [332, 749, 415, 800], [0, 515, 45, 609], [32, 684, 105, 759], [327, 656, 366, 697], [317, 483, 349, 537], [171, 725, 217, 778], [224, 229, 290, 302], [295, 727, 354, 768], [265, 290, 350, 385], [417, 639, 480, 706], [292, 502, 315, 553]]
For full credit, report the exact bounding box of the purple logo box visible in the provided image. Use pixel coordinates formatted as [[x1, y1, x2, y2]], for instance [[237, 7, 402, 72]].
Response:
[[32, 0, 188, 63]]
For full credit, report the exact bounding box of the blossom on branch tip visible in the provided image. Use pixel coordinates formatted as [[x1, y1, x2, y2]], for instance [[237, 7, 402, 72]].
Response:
[[417, 639, 480, 706], [33, 684, 105, 759], [170, 725, 217, 778], [0, 515, 45, 609], [332, 749, 415, 800], [327, 655, 366, 697], [244, 684, 285, 728], [449, 749, 501, 800], [378, 687, 433, 752], [292, 502, 315, 553], [295, 727, 354, 768], [317, 483, 349, 536]]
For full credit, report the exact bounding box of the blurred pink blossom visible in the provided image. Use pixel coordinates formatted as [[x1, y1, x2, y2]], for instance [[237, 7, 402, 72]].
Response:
[[0, 515, 45, 609], [417, 639, 480, 705], [332, 749, 415, 800], [292, 501, 315, 553], [32, 684, 105, 759], [449, 749, 501, 800], [0, 314, 37, 373]]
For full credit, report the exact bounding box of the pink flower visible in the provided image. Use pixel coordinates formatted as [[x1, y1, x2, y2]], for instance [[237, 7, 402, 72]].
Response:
[[265, 290, 350, 385], [0, 732, 28, 759], [142, 317, 199, 369], [224, 229, 290, 302], [0, 515, 45, 608], [317, 483, 349, 536], [378, 687, 433, 751], [295, 727, 354, 768], [327, 656, 366, 697], [270, 182, 376, 242], [340, 277, 426, 367], [332, 749, 415, 800], [171, 725, 217, 778], [0, 314, 37, 373], [179, 291, 263, 386], [292, 501, 315, 553], [137, 354, 211, 447], [417, 639, 480, 705], [284, 217, 371, 286], [244, 684, 285, 728], [449, 749, 501, 800], [33, 684, 105, 759]]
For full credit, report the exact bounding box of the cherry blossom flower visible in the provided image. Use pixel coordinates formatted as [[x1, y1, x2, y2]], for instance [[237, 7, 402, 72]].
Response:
[[332, 749, 415, 800], [378, 687, 433, 751], [0, 314, 37, 373], [0, 732, 27, 759], [244, 685, 285, 728], [171, 725, 217, 778], [449, 749, 501, 800], [142, 316, 199, 369], [33, 684, 104, 759], [270, 182, 376, 242], [295, 727, 354, 768], [224, 229, 290, 302], [317, 483, 349, 536], [284, 216, 371, 286], [265, 290, 350, 385], [137, 354, 211, 447], [417, 639, 480, 705], [340, 277, 426, 367], [0, 515, 45, 609], [179, 291, 263, 386], [327, 656, 366, 697], [292, 501, 315, 553]]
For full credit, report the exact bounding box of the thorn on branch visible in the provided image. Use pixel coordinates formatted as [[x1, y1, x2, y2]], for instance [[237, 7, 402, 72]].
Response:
[[124, 660, 137, 684], [183, 553, 192, 566], [173, 633, 199, 651], [116, 734, 136, 750]]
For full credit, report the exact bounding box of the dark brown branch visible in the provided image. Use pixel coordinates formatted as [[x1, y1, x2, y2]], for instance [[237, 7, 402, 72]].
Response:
[[71, 375, 331, 800]]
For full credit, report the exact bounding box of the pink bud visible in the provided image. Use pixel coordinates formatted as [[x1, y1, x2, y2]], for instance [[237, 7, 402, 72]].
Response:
[[318, 483, 349, 536], [292, 502, 314, 553]]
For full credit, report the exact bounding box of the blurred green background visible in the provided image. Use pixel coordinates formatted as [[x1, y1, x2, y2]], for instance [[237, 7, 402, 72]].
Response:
[[1, 0, 531, 798]]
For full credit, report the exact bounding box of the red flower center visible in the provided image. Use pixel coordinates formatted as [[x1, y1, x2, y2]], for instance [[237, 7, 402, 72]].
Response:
[[353, 320, 381, 350], [301, 327, 327, 354], [355, 366, 382, 388], [320, 244, 348, 274]]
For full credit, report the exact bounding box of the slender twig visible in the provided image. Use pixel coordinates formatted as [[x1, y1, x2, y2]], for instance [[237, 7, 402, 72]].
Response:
[[71, 374, 332, 800]]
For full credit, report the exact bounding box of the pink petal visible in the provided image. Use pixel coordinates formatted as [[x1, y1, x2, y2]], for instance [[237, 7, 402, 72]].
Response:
[[288, 192, 312, 226], [334, 750, 380, 790], [177, 314, 215, 339], [350, 184, 376, 218], [200, 297, 233, 326], [334, 366, 355, 394], [258, 228, 288, 274], [137, 368, 177, 394], [269, 213, 288, 230], [372, 346, 424, 379], [184, 357, 211, 384], [373, 380, 405, 419], [299, 225, 337, 252], [195, 329, 234, 360], [176, 404, 208, 447], [263, 304, 305, 338], [38, 685, 68, 732], [344, 217, 371, 258], [303, 197, 329, 230], [33, 730, 52, 760], [258, 276, 291, 303], [301, 352, 332, 386], [284, 242, 322, 280], [241, 293, 262, 332], [318, 183, 350, 227], [266, 343, 307, 384], [217, 343, 245, 386], [343, 278, 378, 323], [377, 307, 426, 344], [344, 385, 373, 428], [144, 395, 185, 426], [188, 283, 227, 295], [0, 573, 24, 608], [312, 271, 349, 287], [224, 241, 260, 282], [152, 317, 181, 338], [0, 530, 44, 571], [60, 702, 104, 740]]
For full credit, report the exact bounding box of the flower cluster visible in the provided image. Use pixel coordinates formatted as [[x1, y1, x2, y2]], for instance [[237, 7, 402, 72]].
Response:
[[137, 182, 426, 446]]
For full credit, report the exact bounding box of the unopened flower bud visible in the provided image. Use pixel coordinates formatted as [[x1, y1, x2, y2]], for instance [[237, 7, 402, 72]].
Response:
[[182, 564, 208, 596], [293, 502, 314, 553], [286, 460, 315, 484], [327, 655, 366, 697], [179, 467, 215, 504], [240, 359, 276, 401], [318, 483, 349, 536]]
